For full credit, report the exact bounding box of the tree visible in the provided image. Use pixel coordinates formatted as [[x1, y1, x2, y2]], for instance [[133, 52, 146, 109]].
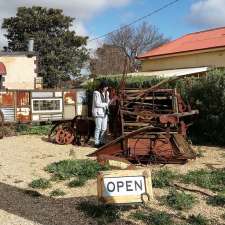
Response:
[[107, 22, 169, 72], [90, 44, 126, 77], [2, 6, 88, 88]]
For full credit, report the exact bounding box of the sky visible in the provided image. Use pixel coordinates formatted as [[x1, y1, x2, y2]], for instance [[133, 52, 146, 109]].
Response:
[[0, 0, 225, 50]]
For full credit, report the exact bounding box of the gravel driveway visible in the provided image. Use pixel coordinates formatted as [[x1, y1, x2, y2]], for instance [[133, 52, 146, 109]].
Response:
[[0, 135, 98, 225], [0, 135, 225, 225]]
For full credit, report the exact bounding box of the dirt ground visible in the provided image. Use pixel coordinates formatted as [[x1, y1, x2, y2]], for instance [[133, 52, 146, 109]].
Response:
[[0, 135, 225, 225]]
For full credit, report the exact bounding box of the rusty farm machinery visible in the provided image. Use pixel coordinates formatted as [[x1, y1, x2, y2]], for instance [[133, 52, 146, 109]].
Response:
[[46, 76, 199, 164], [0, 77, 199, 165], [89, 77, 199, 164]]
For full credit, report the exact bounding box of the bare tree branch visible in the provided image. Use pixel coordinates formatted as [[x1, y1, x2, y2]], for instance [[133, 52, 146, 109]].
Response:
[[107, 21, 169, 72], [90, 44, 126, 77]]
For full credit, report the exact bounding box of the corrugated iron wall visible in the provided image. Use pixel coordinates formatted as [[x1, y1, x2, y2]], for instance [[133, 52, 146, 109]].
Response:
[[0, 89, 87, 123], [0, 92, 15, 122]]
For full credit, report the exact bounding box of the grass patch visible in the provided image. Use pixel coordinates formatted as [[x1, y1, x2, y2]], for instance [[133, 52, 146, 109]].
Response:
[[207, 194, 225, 207], [68, 177, 86, 187], [50, 189, 66, 197], [187, 214, 209, 225], [130, 209, 173, 225], [152, 169, 177, 188], [165, 189, 196, 210], [77, 201, 120, 225], [29, 178, 51, 189], [45, 159, 110, 186], [16, 124, 52, 135], [181, 168, 225, 192]]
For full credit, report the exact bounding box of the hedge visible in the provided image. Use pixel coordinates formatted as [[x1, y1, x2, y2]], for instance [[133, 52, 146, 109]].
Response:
[[86, 69, 225, 146], [181, 69, 225, 146]]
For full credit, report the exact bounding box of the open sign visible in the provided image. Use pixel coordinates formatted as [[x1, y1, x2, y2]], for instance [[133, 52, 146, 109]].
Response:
[[97, 169, 153, 204]]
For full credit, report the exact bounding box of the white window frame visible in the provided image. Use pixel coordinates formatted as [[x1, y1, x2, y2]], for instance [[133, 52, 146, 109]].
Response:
[[31, 98, 63, 113]]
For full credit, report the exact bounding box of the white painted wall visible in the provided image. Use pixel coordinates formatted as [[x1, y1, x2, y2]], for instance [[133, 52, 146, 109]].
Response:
[[141, 49, 225, 71], [0, 54, 37, 90]]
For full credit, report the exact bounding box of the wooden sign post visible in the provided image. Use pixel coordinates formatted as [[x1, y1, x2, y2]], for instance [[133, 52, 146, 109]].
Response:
[[97, 169, 153, 204]]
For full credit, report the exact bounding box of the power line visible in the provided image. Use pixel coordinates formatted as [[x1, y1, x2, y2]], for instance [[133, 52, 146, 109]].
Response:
[[88, 0, 181, 42]]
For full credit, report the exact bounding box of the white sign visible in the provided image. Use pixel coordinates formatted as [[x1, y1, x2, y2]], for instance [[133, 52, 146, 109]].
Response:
[[97, 169, 153, 204], [103, 176, 146, 197]]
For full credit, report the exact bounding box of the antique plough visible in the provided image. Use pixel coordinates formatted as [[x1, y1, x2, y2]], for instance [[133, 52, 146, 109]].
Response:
[[89, 76, 199, 164]]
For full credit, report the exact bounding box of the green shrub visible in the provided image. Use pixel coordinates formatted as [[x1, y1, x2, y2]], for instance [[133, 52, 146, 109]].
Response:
[[152, 169, 177, 188], [29, 178, 51, 189], [130, 210, 173, 225], [181, 168, 225, 192], [85, 75, 163, 91], [50, 189, 66, 197], [77, 201, 120, 225], [165, 189, 196, 210], [207, 194, 225, 207], [183, 70, 225, 146], [187, 214, 209, 225], [45, 159, 110, 185]]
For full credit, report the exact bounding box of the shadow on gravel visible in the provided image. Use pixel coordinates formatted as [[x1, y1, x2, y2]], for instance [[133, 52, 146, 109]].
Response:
[[0, 182, 135, 225]]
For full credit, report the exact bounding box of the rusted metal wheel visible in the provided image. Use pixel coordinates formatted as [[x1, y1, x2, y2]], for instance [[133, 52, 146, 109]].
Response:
[[48, 121, 74, 144], [63, 127, 75, 144], [48, 122, 61, 142], [55, 127, 74, 145], [0, 110, 4, 139]]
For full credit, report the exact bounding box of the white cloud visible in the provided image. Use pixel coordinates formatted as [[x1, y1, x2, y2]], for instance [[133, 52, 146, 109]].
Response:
[[72, 20, 88, 36], [0, 0, 132, 20], [188, 0, 225, 28], [0, 0, 133, 49], [71, 20, 101, 51]]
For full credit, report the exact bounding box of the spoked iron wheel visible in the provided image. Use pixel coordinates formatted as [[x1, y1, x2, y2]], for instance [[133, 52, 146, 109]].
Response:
[[48, 121, 74, 144], [55, 127, 75, 145], [48, 122, 61, 142]]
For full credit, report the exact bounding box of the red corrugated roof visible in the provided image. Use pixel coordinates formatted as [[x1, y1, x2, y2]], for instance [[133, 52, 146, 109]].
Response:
[[138, 26, 225, 59], [0, 62, 6, 75]]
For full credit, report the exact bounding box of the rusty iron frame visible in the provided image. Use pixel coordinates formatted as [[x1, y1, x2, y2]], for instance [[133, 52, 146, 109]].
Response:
[[90, 73, 199, 164]]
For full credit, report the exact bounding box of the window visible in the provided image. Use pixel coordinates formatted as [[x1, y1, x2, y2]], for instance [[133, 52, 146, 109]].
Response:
[[32, 98, 62, 113]]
